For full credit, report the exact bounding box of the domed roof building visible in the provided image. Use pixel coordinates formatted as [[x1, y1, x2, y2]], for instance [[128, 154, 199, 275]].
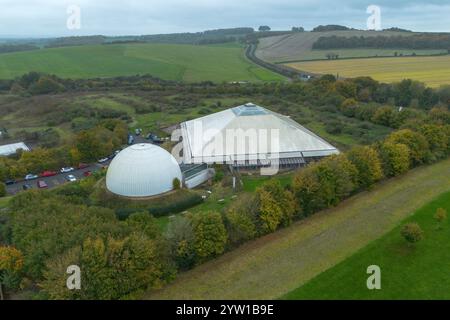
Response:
[[106, 143, 182, 198]]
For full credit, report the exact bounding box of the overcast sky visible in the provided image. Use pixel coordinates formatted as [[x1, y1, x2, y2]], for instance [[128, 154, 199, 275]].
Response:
[[0, 0, 449, 38]]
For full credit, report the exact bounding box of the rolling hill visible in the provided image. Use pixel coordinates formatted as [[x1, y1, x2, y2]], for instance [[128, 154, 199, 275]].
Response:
[[255, 30, 445, 63], [0, 43, 284, 82]]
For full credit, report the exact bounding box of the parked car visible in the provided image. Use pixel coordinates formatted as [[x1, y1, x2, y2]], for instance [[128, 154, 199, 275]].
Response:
[[22, 184, 32, 190], [83, 171, 92, 177], [5, 179, 16, 185], [40, 171, 57, 177], [25, 174, 39, 181], [127, 134, 134, 145], [147, 133, 164, 144], [37, 180, 48, 188], [66, 174, 77, 182], [78, 163, 89, 169], [98, 157, 109, 164], [135, 128, 142, 136], [60, 167, 74, 173]]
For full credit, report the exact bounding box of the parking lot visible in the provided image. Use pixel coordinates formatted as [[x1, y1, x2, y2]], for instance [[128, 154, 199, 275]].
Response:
[[4, 133, 163, 196], [6, 159, 112, 195]]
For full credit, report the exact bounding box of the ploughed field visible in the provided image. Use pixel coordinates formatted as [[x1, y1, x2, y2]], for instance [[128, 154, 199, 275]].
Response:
[[254, 30, 434, 63]]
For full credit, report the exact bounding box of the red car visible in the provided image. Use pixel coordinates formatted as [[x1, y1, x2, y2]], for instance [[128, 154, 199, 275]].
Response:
[[83, 171, 92, 177], [40, 171, 57, 177], [37, 180, 48, 188], [78, 163, 89, 169]]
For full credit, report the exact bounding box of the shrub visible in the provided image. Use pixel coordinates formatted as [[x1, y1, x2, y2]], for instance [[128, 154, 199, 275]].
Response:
[[115, 193, 204, 220], [401, 223, 424, 244], [166, 216, 196, 270], [0, 182, 6, 197], [434, 208, 447, 228], [172, 178, 181, 190], [325, 120, 343, 134]]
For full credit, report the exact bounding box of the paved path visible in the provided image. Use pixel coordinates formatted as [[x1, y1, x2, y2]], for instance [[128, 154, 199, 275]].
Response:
[[146, 159, 450, 300]]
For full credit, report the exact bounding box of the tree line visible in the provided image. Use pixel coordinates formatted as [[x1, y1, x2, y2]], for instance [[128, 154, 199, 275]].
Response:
[[313, 34, 450, 50], [0, 44, 39, 54]]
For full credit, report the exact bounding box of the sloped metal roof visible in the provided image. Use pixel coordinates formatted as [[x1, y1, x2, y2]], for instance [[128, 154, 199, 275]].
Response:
[[181, 103, 339, 164], [0, 142, 30, 156]]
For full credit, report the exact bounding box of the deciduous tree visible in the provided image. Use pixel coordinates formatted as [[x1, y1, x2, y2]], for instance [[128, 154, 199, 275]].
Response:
[[347, 146, 383, 189]]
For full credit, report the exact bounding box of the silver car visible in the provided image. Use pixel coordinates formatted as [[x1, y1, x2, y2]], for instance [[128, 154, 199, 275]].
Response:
[[25, 174, 38, 180]]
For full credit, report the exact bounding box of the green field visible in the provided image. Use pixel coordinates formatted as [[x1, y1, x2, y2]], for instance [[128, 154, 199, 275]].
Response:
[[284, 191, 450, 300], [146, 159, 450, 300], [0, 43, 284, 82], [286, 55, 450, 88]]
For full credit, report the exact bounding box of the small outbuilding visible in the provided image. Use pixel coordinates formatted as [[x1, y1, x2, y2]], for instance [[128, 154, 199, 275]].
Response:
[[0, 142, 30, 157]]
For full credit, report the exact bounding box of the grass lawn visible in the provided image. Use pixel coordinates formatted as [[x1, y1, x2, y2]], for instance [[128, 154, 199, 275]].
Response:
[[156, 216, 171, 231], [284, 191, 450, 300], [0, 43, 284, 83], [145, 159, 450, 300], [286, 55, 450, 88], [242, 173, 293, 192], [0, 196, 11, 209]]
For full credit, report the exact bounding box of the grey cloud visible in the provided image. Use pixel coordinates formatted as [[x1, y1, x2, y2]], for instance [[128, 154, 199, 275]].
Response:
[[0, 0, 448, 37]]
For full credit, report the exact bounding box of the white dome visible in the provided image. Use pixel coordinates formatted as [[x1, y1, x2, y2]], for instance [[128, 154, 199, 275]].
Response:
[[106, 143, 182, 197]]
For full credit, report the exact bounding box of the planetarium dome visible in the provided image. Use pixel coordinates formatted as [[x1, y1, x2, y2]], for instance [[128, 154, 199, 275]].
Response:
[[106, 143, 182, 198]]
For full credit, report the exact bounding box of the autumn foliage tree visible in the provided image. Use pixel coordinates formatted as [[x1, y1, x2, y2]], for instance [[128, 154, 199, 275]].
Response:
[[347, 146, 384, 189], [311, 154, 358, 208], [190, 211, 227, 262], [0, 246, 24, 299], [378, 141, 410, 177], [255, 180, 298, 234], [224, 194, 258, 246], [386, 129, 430, 166], [40, 234, 173, 299]]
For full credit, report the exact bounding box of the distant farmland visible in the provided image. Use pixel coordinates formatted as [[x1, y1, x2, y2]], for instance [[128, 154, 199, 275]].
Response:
[[255, 30, 425, 63], [286, 55, 450, 87], [0, 43, 284, 82]]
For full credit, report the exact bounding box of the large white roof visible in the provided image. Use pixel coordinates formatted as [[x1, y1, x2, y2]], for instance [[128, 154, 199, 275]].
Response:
[[181, 103, 339, 164], [0, 142, 30, 157], [106, 143, 182, 197]]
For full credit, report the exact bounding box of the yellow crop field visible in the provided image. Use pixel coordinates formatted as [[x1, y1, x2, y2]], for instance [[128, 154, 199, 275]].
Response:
[[286, 55, 450, 87]]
